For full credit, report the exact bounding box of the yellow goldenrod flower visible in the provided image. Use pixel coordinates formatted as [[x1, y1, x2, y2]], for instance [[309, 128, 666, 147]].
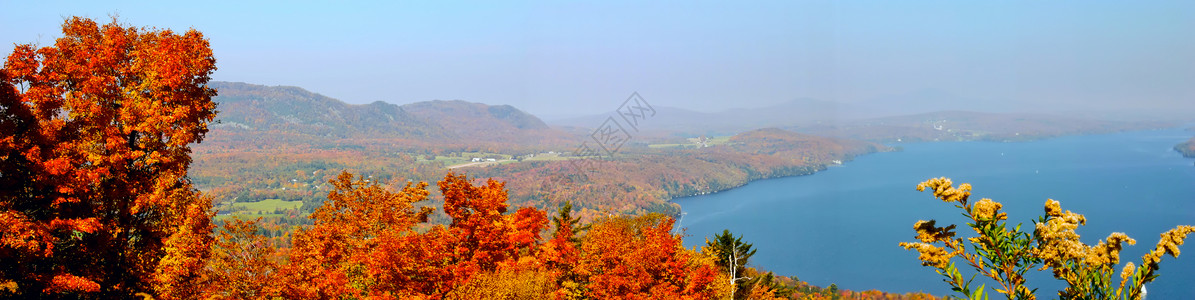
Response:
[[971, 198, 1006, 221], [1044, 199, 1062, 217], [1120, 262, 1135, 283], [1034, 200, 1093, 277], [916, 177, 972, 204], [900, 242, 954, 269], [1102, 232, 1135, 265], [913, 220, 957, 243], [905, 177, 1194, 300], [1154, 225, 1195, 258]]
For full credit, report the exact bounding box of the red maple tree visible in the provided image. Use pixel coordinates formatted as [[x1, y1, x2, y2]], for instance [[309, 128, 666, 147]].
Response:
[[1, 16, 218, 298]]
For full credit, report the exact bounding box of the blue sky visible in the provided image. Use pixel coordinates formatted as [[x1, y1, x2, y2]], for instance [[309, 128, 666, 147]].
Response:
[[3, 1, 1193, 116]]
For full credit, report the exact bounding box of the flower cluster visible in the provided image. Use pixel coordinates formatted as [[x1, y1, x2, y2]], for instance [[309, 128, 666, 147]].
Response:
[[1034, 199, 1089, 278], [1088, 233, 1135, 266], [900, 220, 962, 269], [1119, 262, 1135, 286], [1141, 225, 1195, 268], [971, 198, 1007, 222], [915, 177, 972, 204], [898, 242, 954, 269], [912, 220, 956, 243], [902, 178, 1195, 300], [1044, 198, 1063, 217]]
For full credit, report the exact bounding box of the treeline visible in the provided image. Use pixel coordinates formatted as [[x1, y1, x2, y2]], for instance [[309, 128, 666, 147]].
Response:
[[195, 170, 946, 300], [458, 128, 891, 221], [192, 125, 891, 224], [201, 171, 735, 299], [192, 171, 953, 299]]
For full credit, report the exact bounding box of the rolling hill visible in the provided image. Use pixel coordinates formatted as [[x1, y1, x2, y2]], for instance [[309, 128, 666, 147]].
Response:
[[191, 81, 896, 223], [208, 81, 563, 145]]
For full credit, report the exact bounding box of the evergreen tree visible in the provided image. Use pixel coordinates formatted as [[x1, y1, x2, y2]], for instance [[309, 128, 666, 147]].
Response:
[[704, 229, 759, 299]]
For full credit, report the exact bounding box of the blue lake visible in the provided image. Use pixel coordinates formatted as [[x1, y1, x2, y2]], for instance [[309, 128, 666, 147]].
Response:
[[677, 128, 1195, 298]]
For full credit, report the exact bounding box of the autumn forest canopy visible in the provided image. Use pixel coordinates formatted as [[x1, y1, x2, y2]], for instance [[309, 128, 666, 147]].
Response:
[[2, 17, 1193, 300], [0, 16, 929, 300]]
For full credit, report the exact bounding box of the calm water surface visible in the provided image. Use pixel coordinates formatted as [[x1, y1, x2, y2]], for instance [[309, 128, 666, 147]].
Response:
[[677, 129, 1195, 297]]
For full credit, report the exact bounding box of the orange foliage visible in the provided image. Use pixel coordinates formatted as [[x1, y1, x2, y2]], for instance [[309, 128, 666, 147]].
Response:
[[444, 269, 555, 299], [439, 173, 549, 277], [273, 171, 552, 299], [199, 171, 724, 299], [574, 214, 719, 299], [538, 203, 583, 285], [202, 218, 282, 299], [280, 171, 433, 298], [1, 16, 216, 298]]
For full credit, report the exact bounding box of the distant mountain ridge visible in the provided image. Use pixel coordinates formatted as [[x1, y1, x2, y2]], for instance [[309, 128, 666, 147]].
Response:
[[208, 81, 1170, 146], [548, 92, 1170, 140], [790, 110, 1169, 142], [209, 81, 554, 143], [546, 90, 997, 135]]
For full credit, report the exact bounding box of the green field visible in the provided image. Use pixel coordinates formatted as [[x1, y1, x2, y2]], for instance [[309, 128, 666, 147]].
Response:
[[648, 136, 733, 149], [216, 213, 289, 221], [221, 199, 302, 215], [522, 152, 573, 162], [235, 199, 303, 212], [216, 199, 304, 220], [414, 151, 514, 166]]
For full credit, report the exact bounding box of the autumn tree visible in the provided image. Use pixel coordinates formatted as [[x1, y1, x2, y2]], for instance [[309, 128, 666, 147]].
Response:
[[280, 171, 433, 299], [438, 172, 548, 278], [0, 17, 217, 298], [539, 201, 584, 292], [574, 214, 719, 299], [278, 171, 548, 298], [444, 269, 555, 299], [366, 172, 548, 298], [202, 218, 280, 300]]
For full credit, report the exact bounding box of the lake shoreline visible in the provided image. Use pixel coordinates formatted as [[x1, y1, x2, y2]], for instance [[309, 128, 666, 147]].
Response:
[[669, 127, 1193, 208], [670, 128, 1195, 296]]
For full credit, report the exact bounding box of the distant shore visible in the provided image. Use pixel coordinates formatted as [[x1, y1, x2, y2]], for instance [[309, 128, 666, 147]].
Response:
[[1176, 137, 1195, 158]]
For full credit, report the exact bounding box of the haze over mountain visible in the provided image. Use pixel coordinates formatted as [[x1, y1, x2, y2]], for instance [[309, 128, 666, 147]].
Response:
[[790, 111, 1168, 143], [209, 81, 561, 144], [210, 81, 1178, 145], [548, 89, 1180, 138]]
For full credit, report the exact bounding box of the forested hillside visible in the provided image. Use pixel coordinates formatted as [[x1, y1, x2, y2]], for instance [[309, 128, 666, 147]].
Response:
[[191, 82, 892, 223], [210, 81, 436, 138], [208, 81, 570, 146], [465, 128, 888, 220]]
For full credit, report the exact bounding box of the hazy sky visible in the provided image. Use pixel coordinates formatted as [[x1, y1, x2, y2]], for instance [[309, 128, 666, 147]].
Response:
[[3, 1, 1193, 116]]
